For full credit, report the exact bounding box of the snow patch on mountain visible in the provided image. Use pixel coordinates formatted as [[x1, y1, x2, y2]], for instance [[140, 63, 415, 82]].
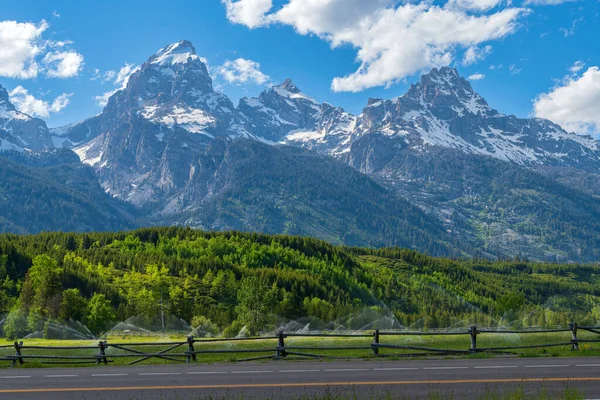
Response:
[[151, 41, 201, 66], [74, 135, 104, 168], [140, 105, 216, 136]]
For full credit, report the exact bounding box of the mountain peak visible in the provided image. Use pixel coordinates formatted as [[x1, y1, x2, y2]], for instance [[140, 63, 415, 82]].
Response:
[[0, 84, 14, 110], [402, 66, 489, 116], [420, 66, 467, 88], [269, 79, 319, 105], [158, 40, 196, 55], [150, 40, 200, 66], [436, 66, 459, 77], [281, 78, 300, 93], [103, 39, 215, 110]]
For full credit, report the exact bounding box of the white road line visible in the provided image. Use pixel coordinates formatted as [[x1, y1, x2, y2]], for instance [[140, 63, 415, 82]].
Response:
[[0, 376, 31, 379], [139, 372, 182, 376], [44, 375, 79, 378], [524, 365, 569, 368], [91, 374, 129, 377], [474, 366, 518, 369], [373, 367, 419, 371], [576, 364, 600, 367], [424, 367, 469, 370], [279, 370, 321, 373], [231, 371, 274, 374], [186, 372, 227, 375], [323, 369, 370, 372]]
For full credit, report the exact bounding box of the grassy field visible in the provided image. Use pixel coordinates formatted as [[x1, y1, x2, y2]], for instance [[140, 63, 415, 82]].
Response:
[[1, 329, 600, 368]]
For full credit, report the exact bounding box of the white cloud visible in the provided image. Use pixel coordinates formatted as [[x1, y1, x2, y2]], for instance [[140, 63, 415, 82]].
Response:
[[463, 45, 492, 65], [217, 58, 270, 85], [269, 0, 392, 38], [93, 63, 139, 106], [52, 11, 61, 18], [560, 17, 583, 37], [0, 19, 83, 79], [468, 73, 486, 80], [569, 60, 585, 74], [224, 0, 528, 92], [446, 0, 504, 11], [0, 20, 48, 79], [509, 64, 522, 74], [222, 0, 273, 28], [43, 51, 84, 78], [114, 64, 138, 86], [533, 66, 600, 135], [93, 63, 137, 85], [9, 86, 72, 117], [94, 91, 115, 107]]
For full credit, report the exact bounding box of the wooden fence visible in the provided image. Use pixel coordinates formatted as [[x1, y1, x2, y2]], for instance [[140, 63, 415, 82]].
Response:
[[2, 323, 599, 367]]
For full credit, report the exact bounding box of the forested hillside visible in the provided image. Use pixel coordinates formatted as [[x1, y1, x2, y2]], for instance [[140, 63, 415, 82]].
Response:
[[0, 228, 598, 339], [0, 150, 137, 234]]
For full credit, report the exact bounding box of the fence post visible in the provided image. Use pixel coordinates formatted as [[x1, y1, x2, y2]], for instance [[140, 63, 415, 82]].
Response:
[[469, 326, 477, 353], [186, 336, 197, 363], [570, 322, 579, 351], [97, 340, 108, 365], [276, 331, 287, 359], [11, 341, 24, 367], [372, 329, 380, 356]]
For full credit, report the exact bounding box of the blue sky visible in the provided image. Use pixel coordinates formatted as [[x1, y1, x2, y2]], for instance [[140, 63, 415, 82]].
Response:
[[0, 0, 598, 135]]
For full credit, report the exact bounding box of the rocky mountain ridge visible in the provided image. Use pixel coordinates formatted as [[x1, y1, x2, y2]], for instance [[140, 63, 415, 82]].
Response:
[[2, 40, 600, 261], [0, 85, 55, 152]]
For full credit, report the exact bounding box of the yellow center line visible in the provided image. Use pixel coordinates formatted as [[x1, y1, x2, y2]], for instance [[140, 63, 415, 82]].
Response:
[[1, 377, 600, 393]]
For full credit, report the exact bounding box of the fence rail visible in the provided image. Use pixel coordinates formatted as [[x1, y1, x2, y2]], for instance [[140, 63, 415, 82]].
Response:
[[2, 322, 599, 367]]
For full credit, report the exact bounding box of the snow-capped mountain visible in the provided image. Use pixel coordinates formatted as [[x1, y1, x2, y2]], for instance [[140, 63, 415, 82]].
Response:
[[30, 41, 600, 261], [240, 78, 322, 142], [237, 67, 600, 170], [0, 84, 54, 152], [350, 67, 599, 169], [235, 66, 600, 261], [271, 67, 598, 170], [58, 41, 254, 204], [240, 79, 357, 154]]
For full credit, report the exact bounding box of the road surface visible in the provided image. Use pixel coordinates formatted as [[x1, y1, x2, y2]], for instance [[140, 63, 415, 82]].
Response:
[[1, 357, 599, 399]]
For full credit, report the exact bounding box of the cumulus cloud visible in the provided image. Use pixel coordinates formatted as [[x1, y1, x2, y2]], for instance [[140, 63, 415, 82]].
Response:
[[223, 0, 528, 92], [93, 63, 139, 106], [533, 66, 600, 135], [222, 0, 273, 28], [43, 51, 84, 78], [0, 19, 83, 79], [9, 86, 72, 117], [446, 0, 504, 11], [463, 45, 492, 65], [0, 20, 48, 78], [468, 73, 486, 80], [217, 58, 270, 85]]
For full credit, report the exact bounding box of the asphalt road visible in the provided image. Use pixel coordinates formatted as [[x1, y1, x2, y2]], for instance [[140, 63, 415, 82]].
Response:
[[1, 357, 600, 399]]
